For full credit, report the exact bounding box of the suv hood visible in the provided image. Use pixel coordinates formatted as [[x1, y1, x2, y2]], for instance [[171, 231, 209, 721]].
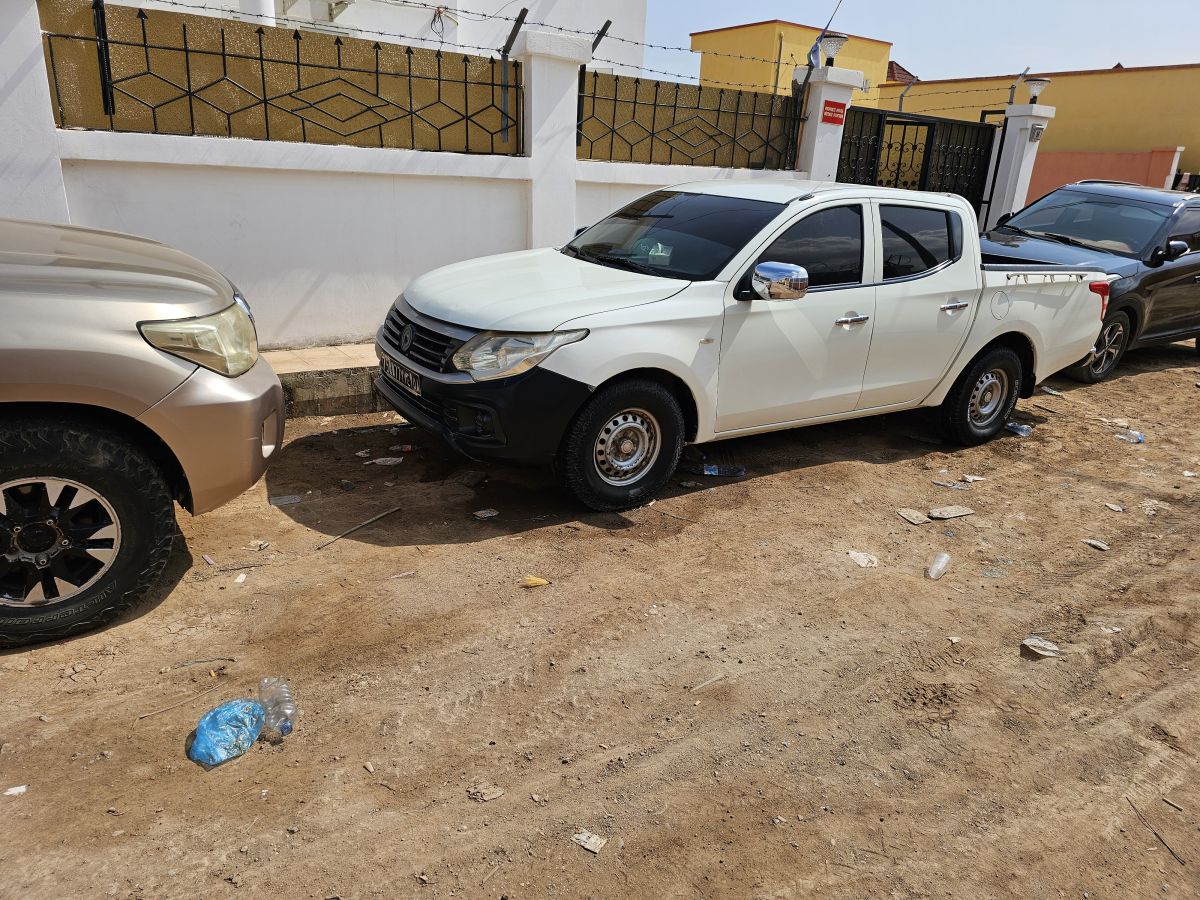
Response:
[[979, 230, 1142, 278], [0, 218, 234, 315], [403, 248, 689, 332]]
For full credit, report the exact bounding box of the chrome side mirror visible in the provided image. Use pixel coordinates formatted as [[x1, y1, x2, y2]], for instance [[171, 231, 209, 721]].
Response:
[[752, 262, 809, 301]]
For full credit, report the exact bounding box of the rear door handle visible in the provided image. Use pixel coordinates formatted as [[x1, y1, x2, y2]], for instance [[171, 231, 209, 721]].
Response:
[[1192, 274, 1200, 283], [835, 314, 870, 325], [940, 300, 970, 311]]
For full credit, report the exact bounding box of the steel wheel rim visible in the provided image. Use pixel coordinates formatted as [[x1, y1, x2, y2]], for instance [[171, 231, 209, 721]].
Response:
[[968, 368, 1010, 428], [594, 408, 661, 486], [0, 477, 121, 608], [1089, 320, 1126, 376]]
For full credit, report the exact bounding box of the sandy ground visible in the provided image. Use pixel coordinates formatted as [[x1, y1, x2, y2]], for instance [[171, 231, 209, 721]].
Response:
[[2, 342, 1200, 899]]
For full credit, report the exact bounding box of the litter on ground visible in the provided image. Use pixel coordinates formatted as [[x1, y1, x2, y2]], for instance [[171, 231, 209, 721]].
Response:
[[1021, 636, 1065, 660]]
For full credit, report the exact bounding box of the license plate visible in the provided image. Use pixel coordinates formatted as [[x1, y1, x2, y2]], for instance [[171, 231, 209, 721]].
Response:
[[380, 354, 421, 397]]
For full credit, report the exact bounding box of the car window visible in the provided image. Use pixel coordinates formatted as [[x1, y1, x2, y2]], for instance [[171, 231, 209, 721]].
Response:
[[565, 190, 785, 282], [880, 205, 956, 280], [1005, 189, 1170, 257], [1169, 207, 1200, 253], [754, 205, 864, 288]]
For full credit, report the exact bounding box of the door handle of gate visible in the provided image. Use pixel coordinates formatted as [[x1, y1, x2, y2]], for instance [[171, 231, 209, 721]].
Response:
[[835, 314, 870, 325], [940, 300, 970, 311]]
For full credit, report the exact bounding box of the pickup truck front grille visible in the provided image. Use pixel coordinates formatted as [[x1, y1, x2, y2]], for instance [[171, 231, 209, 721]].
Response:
[[382, 306, 467, 374]]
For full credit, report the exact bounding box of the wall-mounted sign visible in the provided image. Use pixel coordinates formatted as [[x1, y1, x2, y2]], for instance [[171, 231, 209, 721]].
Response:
[[821, 100, 847, 126], [1029, 123, 1046, 142]]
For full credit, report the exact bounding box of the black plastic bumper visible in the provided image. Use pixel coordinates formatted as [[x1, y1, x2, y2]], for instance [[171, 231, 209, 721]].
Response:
[[373, 361, 593, 464]]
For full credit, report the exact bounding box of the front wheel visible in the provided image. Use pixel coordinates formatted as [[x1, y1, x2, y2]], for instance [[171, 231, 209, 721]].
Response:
[[557, 378, 685, 512], [0, 418, 176, 647], [1067, 310, 1131, 383], [938, 346, 1023, 445]]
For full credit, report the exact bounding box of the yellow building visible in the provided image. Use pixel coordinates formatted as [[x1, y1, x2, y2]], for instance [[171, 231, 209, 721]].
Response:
[[690, 19, 891, 102], [692, 20, 1200, 176]]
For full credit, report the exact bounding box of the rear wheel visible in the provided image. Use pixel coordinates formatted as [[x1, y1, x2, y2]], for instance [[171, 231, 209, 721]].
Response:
[[0, 418, 176, 647], [1067, 310, 1131, 383], [557, 378, 685, 512], [938, 346, 1023, 445]]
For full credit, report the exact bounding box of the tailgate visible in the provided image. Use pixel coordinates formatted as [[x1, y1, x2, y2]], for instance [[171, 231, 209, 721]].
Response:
[[979, 268, 1107, 379]]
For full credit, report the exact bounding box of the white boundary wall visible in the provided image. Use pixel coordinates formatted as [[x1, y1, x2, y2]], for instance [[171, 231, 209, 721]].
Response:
[[4, 7, 812, 349]]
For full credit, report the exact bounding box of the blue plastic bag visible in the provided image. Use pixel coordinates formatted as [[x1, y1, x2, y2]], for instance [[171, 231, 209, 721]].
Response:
[[187, 699, 265, 768]]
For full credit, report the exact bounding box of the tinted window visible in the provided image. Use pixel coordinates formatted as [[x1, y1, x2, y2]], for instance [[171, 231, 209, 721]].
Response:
[[755, 206, 863, 288], [881, 205, 955, 279], [565, 190, 785, 281], [1169, 207, 1200, 253], [1004, 188, 1170, 257]]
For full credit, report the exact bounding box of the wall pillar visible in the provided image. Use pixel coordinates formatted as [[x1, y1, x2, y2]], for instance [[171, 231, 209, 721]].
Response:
[[514, 30, 592, 248], [0, 0, 70, 221], [982, 103, 1055, 229], [239, 0, 275, 26], [793, 65, 863, 181]]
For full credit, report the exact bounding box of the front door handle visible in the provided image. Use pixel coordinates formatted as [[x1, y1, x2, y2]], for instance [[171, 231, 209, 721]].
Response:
[[835, 314, 870, 326], [940, 300, 970, 311], [1192, 274, 1200, 283]]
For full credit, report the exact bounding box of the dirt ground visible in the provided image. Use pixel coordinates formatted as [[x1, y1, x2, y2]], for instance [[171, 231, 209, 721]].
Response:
[[3, 343, 1200, 899]]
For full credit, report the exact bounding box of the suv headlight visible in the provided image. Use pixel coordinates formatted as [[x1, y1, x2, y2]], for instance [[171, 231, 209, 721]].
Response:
[[140, 302, 259, 377], [452, 330, 587, 382]]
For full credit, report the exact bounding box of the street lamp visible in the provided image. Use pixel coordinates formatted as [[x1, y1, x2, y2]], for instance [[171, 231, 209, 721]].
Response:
[[1025, 76, 1051, 103], [820, 32, 848, 67]]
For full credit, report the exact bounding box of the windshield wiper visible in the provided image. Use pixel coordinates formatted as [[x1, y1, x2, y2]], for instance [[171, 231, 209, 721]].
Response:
[[579, 249, 662, 277], [1033, 232, 1095, 250], [997, 223, 1041, 239]]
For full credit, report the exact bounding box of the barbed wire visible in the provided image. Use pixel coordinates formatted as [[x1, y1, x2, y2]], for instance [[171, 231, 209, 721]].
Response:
[[857, 84, 1012, 99], [588, 57, 788, 92], [378, 0, 800, 65], [108, 0, 504, 55]]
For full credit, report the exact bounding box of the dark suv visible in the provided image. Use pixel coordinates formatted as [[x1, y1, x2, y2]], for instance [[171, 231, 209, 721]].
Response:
[[980, 181, 1200, 382]]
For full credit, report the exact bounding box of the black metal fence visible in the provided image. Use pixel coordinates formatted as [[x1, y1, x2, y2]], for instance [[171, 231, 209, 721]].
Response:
[[838, 107, 997, 210], [41, 0, 522, 155], [577, 70, 799, 170]]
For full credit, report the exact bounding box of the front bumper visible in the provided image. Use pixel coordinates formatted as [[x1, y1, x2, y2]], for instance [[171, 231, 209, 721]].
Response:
[[138, 357, 284, 513], [373, 341, 591, 464]]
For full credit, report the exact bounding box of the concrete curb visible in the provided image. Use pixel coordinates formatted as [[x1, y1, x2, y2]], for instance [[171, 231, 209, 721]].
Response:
[[279, 366, 391, 419]]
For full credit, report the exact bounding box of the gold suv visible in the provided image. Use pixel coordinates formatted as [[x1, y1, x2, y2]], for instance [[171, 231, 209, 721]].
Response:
[[0, 218, 283, 646]]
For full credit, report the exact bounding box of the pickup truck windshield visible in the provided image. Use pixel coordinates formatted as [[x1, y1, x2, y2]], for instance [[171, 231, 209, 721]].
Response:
[[1003, 189, 1169, 258], [564, 190, 785, 281]]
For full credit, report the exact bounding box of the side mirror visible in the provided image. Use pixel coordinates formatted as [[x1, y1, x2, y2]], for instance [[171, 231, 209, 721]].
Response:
[[996, 212, 1015, 227], [574, 226, 588, 237], [1150, 239, 1189, 265], [751, 262, 809, 301]]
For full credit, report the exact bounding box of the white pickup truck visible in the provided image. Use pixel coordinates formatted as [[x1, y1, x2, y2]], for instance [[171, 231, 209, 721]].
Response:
[[375, 181, 1109, 510]]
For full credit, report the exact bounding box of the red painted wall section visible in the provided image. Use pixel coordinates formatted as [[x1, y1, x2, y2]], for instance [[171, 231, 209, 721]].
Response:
[[1028, 147, 1183, 198]]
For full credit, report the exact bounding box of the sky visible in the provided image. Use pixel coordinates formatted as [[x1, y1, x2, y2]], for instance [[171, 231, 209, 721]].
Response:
[[643, 0, 1199, 82]]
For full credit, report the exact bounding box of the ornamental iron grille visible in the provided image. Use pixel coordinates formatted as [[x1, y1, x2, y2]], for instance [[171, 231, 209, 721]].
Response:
[[576, 70, 799, 170], [837, 106, 997, 210], [39, 0, 522, 155]]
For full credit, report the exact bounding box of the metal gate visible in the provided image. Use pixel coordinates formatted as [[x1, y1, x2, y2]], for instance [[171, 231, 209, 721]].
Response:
[[837, 107, 998, 211]]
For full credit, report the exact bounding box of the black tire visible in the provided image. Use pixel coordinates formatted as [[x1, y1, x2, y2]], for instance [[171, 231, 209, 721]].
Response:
[[1066, 310, 1131, 383], [938, 346, 1023, 445], [0, 416, 176, 647], [557, 378, 685, 512]]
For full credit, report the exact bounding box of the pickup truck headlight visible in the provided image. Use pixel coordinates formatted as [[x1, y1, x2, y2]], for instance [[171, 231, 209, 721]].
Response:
[[139, 302, 259, 377], [452, 330, 587, 382]]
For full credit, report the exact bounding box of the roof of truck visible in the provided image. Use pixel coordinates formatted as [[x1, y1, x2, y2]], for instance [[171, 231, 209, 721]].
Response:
[[667, 179, 970, 206]]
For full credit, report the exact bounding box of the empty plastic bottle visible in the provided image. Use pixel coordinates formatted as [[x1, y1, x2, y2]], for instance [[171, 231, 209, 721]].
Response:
[[1115, 429, 1146, 444], [1005, 422, 1033, 437], [258, 677, 297, 741], [926, 552, 952, 581]]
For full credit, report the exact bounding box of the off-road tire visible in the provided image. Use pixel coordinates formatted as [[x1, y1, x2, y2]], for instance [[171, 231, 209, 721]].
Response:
[[938, 346, 1023, 445], [0, 417, 176, 647], [1067, 310, 1131, 384], [558, 378, 685, 512]]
